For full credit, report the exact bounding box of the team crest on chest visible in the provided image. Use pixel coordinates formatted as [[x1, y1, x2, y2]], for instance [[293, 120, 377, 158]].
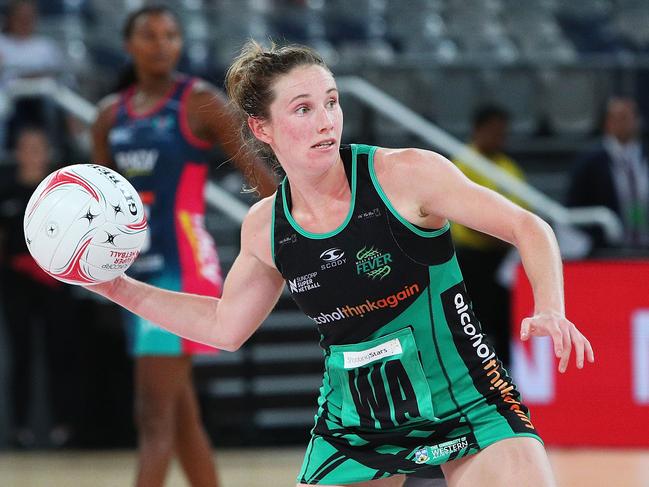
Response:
[[355, 245, 392, 280]]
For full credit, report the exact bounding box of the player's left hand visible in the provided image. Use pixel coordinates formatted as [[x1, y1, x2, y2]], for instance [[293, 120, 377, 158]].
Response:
[[520, 312, 595, 373]]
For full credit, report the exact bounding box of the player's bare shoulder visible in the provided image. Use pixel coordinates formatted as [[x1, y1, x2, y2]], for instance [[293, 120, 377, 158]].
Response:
[[97, 93, 121, 113], [94, 93, 121, 130], [375, 147, 447, 172], [185, 77, 235, 141], [373, 147, 444, 186], [187, 78, 228, 111], [377, 146, 457, 186], [241, 193, 277, 268]]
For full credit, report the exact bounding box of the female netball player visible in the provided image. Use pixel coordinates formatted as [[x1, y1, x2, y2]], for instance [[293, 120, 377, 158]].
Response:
[[91, 8, 276, 487], [88, 41, 594, 487]]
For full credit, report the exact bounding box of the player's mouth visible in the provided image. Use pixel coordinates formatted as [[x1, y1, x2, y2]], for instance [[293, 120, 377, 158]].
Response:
[[311, 139, 336, 150]]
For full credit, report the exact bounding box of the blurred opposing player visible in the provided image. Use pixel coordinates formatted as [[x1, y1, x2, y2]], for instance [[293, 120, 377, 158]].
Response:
[[91, 6, 276, 487]]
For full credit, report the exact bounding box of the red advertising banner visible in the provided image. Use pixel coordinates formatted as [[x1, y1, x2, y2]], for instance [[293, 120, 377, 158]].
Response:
[[511, 260, 649, 447]]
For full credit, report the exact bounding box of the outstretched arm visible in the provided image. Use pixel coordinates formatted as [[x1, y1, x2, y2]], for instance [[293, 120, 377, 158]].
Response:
[[87, 199, 285, 351], [377, 148, 595, 373]]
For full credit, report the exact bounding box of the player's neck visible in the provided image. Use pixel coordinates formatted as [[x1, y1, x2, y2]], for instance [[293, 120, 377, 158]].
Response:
[[286, 157, 350, 224], [135, 72, 178, 98]]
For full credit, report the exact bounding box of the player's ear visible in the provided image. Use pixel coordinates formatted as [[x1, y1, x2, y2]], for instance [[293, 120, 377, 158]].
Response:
[[248, 116, 272, 145]]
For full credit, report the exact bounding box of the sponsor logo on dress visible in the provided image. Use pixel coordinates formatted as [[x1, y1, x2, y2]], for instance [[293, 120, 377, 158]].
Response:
[[454, 292, 534, 430], [355, 246, 391, 280], [288, 272, 321, 294], [152, 114, 175, 133], [178, 211, 222, 285], [108, 127, 133, 145], [427, 437, 469, 460], [114, 149, 159, 178], [357, 207, 381, 220], [454, 292, 495, 364], [279, 233, 298, 245], [343, 338, 403, 369], [320, 247, 346, 270], [307, 283, 420, 325]]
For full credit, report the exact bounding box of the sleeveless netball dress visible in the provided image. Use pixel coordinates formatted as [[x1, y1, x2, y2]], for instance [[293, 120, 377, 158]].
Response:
[[108, 76, 223, 356], [272, 144, 541, 485]]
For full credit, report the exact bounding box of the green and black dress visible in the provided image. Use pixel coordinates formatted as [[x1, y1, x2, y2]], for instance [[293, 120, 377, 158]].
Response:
[[272, 144, 541, 485]]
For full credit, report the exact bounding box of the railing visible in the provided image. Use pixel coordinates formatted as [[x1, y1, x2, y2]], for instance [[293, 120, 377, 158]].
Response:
[[3, 76, 623, 243]]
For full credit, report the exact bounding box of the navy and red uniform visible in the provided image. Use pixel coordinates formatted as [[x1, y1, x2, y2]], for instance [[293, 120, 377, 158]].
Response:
[[108, 76, 222, 355]]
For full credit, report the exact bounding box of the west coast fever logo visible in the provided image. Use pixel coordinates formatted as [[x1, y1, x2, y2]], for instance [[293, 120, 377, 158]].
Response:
[[356, 246, 391, 280], [308, 283, 420, 325], [320, 247, 346, 270]]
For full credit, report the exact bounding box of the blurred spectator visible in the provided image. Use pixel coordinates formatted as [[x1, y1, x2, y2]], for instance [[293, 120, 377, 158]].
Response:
[[452, 105, 527, 369], [0, 0, 66, 150], [0, 0, 63, 80], [567, 96, 649, 250], [0, 127, 82, 448]]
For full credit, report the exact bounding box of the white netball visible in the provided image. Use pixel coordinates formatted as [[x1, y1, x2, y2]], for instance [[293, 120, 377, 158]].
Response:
[[23, 164, 147, 285]]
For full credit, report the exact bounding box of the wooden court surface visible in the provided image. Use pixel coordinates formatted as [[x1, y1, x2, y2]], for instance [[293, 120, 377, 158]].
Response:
[[0, 447, 647, 486]]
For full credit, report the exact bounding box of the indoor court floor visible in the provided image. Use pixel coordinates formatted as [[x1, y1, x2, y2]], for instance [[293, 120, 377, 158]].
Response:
[[0, 447, 647, 486]]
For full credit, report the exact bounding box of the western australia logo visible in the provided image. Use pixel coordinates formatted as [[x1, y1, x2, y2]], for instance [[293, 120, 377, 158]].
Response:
[[355, 246, 391, 280], [430, 437, 469, 460], [320, 248, 346, 270], [288, 272, 320, 294], [414, 447, 429, 464], [412, 437, 469, 465]]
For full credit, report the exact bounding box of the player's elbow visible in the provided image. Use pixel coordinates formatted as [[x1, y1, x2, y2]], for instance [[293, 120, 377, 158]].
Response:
[[212, 310, 246, 352], [219, 338, 244, 352], [512, 210, 553, 247]]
